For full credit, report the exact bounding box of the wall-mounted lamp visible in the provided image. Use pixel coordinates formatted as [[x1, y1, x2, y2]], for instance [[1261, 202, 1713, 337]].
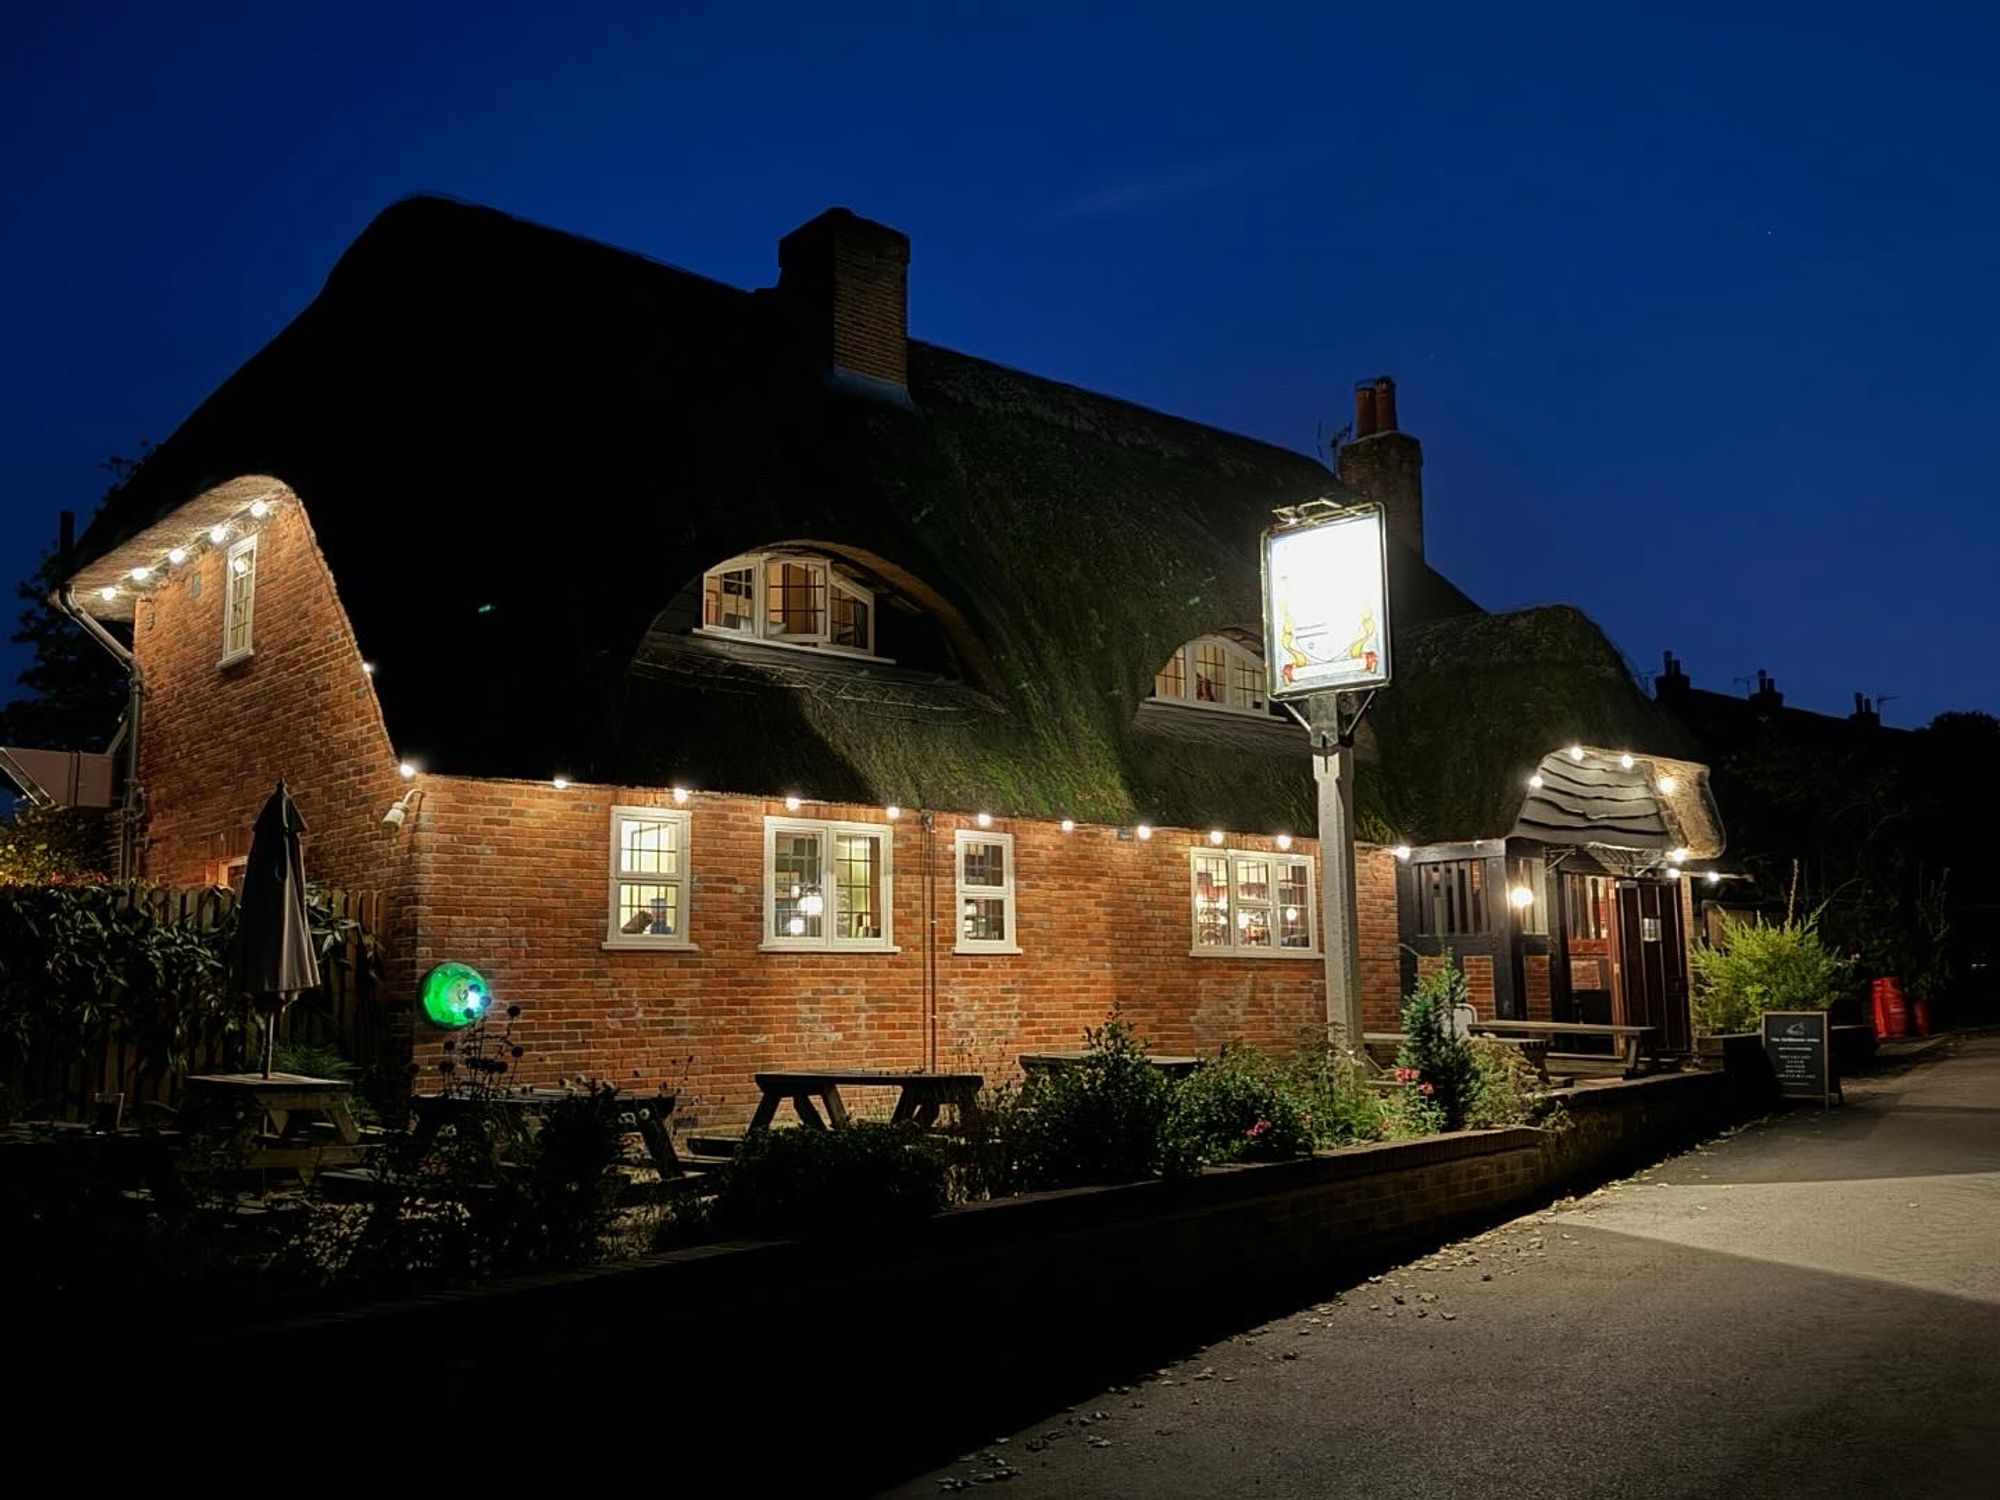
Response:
[[382, 788, 424, 831]]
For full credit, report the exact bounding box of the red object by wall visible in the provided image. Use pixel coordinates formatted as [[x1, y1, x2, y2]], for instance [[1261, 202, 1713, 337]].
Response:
[[1870, 976, 1908, 1040]]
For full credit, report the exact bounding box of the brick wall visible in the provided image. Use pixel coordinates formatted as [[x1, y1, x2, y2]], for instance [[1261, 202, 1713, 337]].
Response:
[[1523, 953, 1552, 1021], [132, 497, 1420, 1129], [1415, 949, 1497, 1018]]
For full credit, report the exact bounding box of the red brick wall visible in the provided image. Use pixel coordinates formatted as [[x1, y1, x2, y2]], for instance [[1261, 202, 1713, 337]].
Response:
[[1523, 954, 1552, 1021], [131, 494, 1417, 1130], [1415, 950, 1497, 1019], [132, 499, 418, 970]]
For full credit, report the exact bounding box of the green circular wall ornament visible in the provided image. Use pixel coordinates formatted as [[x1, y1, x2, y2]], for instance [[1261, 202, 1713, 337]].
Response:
[[419, 961, 493, 1029]]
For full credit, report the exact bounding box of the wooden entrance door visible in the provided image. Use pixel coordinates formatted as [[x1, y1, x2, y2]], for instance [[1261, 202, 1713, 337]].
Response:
[[1613, 879, 1691, 1053]]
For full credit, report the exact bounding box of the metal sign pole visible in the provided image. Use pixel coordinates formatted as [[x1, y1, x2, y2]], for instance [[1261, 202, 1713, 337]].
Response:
[[1307, 694, 1363, 1054]]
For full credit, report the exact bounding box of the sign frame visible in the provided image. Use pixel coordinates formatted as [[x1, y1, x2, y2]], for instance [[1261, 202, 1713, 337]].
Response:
[[1760, 1008, 1840, 1108], [1261, 502, 1393, 702]]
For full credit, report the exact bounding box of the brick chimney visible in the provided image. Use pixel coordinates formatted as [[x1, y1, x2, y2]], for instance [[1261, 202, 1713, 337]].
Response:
[[1750, 669, 1784, 711], [1850, 692, 1880, 729], [1338, 375, 1423, 559], [777, 208, 911, 398], [1656, 649, 1691, 702]]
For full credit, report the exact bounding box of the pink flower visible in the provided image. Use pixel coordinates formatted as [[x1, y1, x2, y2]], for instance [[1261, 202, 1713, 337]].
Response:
[[1420, 1082, 1435, 1096], [1246, 1118, 1271, 1138]]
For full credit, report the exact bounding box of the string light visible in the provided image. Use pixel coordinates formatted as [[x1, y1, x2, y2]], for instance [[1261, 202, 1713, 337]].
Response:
[[1528, 774, 1545, 790], [167, 548, 187, 566], [1135, 824, 1153, 841], [1669, 847, 1689, 864], [128, 566, 150, 583], [209, 524, 229, 544], [784, 795, 802, 811], [1208, 829, 1225, 845], [361, 661, 376, 676], [1060, 819, 1075, 834], [885, 804, 901, 820], [1275, 833, 1293, 851], [1618, 753, 1635, 770], [552, 777, 570, 791], [248, 499, 270, 519], [398, 762, 417, 780], [1567, 745, 1585, 762], [975, 812, 993, 828], [671, 786, 691, 805], [1655, 775, 1678, 795], [1705, 871, 1722, 886], [1392, 845, 1412, 862], [97, 586, 117, 601]]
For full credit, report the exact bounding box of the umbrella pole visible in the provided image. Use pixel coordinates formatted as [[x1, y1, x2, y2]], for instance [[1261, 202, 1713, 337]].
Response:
[[263, 1005, 275, 1078]]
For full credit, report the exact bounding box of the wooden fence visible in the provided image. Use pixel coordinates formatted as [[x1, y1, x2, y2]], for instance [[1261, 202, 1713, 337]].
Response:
[[3, 884, 393, 1123]]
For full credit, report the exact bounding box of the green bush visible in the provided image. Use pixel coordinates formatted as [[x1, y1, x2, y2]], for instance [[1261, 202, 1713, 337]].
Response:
[[1691, 912, 1850, 1034], [1001, 1017, 1183, 1189], [711, 1121, 948, 1238], [1167, 1044, 1314, 1166], [1281, 1039, 1390, 1146], [1463, 1035, 1544, 1128], [1397, 958, 1478, 1130]]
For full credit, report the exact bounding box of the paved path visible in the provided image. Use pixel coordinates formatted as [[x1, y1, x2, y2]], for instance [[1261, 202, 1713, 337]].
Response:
[[885, 1035, 2000, 1499]]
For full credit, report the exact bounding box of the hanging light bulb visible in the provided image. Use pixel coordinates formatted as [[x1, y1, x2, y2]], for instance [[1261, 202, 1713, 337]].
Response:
[[1704, 870, 1722, 886], [1619, 753, 1635, 770], [1275, 833, 1293, 851], [1669, 847, 1689, 864], [1528, 774, 1545, 790], [885, 804, 902, 820], [248, 498, 270, 519], [784, 794, 802, 811], [1568, 745, 1586, 762], [1060, 818, 1075, 834], [97, 586, 117, 601], [799, 890, 825, 917], [209, 524, 229, 544], [398, 762, 417, 780], [129, 566, 150, 583], [361, 661, 376, 676], [1135, 824, 1153, 840], [1392, 844, 1412, 862], [975, 812, 993, 828], [1208, 829, 1225, 845], [671, 786, 691, 805], [552, 777, 570, 791], [1655, 775, 1678, 796], [167, 547, 188, 566]]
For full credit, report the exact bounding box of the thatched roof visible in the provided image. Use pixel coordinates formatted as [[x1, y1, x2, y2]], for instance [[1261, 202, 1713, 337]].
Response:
[[65, 196, 1699, 847]]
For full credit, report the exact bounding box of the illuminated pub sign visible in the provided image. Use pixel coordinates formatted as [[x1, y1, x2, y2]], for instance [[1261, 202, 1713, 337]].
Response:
[[1261, 503, 1393, 700]]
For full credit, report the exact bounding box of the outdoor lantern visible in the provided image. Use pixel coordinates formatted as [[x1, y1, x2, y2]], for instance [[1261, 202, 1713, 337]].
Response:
[[1509, 885, 1536, 910], [419, 961, 493, 1029]]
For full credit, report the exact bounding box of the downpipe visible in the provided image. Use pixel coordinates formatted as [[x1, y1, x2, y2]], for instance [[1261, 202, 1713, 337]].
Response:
[[53, 585, 144, 880]]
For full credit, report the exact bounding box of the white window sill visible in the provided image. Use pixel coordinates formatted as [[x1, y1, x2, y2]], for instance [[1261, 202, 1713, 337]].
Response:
[[694, 625, 892, 665], [1189, 947, 1322, 960], [954, 943, 1023, 956], [219, 649, 255, 668], [757, 940, 901, 955], [601, 939, 700, 953]]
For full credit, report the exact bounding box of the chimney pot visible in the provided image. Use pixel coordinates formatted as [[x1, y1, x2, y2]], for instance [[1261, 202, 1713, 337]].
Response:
[[1353, 382, 1378, 440], [1372, 375, 1397, 433], [1339, 374, 1422, 559]]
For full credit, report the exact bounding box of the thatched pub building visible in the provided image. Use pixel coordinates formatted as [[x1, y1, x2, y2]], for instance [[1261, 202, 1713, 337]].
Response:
[[53, 197, 1722, 1124]]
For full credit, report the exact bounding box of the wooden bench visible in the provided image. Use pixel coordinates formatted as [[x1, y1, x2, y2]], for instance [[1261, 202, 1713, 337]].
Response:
[[749, 1070, 984, 1133], [1471, 1020, 1655, 1075], [410, 1087, 682, 1178], [1019, 1051, 1202, 1079], [1363, 1032, 1552, 1083]]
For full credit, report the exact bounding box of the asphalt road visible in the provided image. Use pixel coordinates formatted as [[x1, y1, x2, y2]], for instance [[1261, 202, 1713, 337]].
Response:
[[883, 1034, 2000, 1499]]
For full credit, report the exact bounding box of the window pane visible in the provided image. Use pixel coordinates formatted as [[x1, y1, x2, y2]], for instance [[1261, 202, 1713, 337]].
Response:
[[1234, 855, 1275, 949], [773, 831, 823, 939], [704, 565, 755, 632], [1192, 642, 1227, 704], [834, 833, 882, 939], [766, 560, 824, 638], [962, 895, 1007, 943], [1193, 853, 1230, 947], [616, 883, 679, 938], [829, 581, 870, 649], [1235, 858, 1272, 905], [620, 816, 681, 876], [1278, 862, 1311, 947], [1228, 648, 1266, 712], [225, 544, 256, 657], [1154, 650, 1186, 701], [961, 839, 1005, 890]]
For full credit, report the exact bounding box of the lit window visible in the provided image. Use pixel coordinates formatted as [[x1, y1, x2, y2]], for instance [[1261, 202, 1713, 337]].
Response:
[[1564, 872, 1611, 941], [763, 817, 894, 951], [698, 552, 880, 657], [1415, 858, 1489, 936], [1190, 849, 1315, 956], [955, 829, 1018, 953], [221, 535, 257, 664], [1152, 636, 1267, 716], [607, 806, 693, 948]]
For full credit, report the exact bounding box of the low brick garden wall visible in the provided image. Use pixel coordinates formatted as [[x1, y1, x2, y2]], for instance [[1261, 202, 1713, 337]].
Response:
[[103, 1069, 1747, 1482]]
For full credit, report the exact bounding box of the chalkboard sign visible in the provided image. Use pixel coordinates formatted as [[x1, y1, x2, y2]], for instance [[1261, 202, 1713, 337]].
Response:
[[1761, 1009, 1839, 1106]]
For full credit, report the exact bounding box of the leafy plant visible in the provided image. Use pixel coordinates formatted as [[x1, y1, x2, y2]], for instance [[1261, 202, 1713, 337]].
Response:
[[1280, 1034, 1390, 1146], [1690, 910, 1850, 1034], [1396, 957, 1478, 1130], [710, 1121, 948, 1238], [1167, 1043, 1314, 1165], [1462, 1035, 1545, 1128], [999, 1016, 1185, 1190]]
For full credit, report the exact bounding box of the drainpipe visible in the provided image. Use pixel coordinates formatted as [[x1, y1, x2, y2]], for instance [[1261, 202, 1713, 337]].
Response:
[[52, 584, 144, 881]]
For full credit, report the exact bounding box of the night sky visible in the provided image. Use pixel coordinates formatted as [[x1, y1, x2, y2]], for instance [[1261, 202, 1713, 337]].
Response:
[[4, 4, 1995, 726]]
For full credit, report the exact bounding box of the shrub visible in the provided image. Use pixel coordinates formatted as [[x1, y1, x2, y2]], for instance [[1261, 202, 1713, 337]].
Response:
[[1281, 1038, 1390, 1146], [1463, 1036, 1544, 1128], [1167, 1044, 1314, 1166], [711, 1122, 949, 1238], [1002, 1016, 1182, 1189], [1691, 912, 1850, 1034], [1397, 958, 1478, 1130]]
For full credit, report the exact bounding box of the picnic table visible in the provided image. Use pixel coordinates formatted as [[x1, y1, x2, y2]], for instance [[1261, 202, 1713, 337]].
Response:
[[181, 1072, 367, 1180], [1018, 1051, 1202, 1079], [749, 1070, 983, 1132], [1470, 1019, 1655, 1074], [410, 1087, 683, 1178]]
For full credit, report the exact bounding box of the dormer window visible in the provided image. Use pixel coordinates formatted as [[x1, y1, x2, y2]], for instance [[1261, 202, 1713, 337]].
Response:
[[1152, 635, 1267, 716], [700, 552, 880, 658]]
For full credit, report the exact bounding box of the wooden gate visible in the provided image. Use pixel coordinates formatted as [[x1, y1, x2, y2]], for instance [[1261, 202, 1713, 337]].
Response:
[[1614, 878, 1691, 1054]]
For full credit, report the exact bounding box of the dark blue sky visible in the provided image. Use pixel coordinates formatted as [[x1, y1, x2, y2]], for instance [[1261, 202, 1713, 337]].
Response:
[[4, 3, 1995, 725]]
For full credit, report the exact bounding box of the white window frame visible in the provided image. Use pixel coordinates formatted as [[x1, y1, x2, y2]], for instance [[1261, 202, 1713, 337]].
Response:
[[760, 816, 897, 953], [220, 534, 258, 665], [697, 551, 886, 661], [1152, 635, 1267, 717], [604, 805, 695, 951], [1188, 848, 1319, 958], [954, 828, 1020, 955]]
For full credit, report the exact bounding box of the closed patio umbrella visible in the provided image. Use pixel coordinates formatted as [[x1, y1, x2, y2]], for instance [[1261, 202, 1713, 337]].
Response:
[[233, 780, 321, 1076]]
